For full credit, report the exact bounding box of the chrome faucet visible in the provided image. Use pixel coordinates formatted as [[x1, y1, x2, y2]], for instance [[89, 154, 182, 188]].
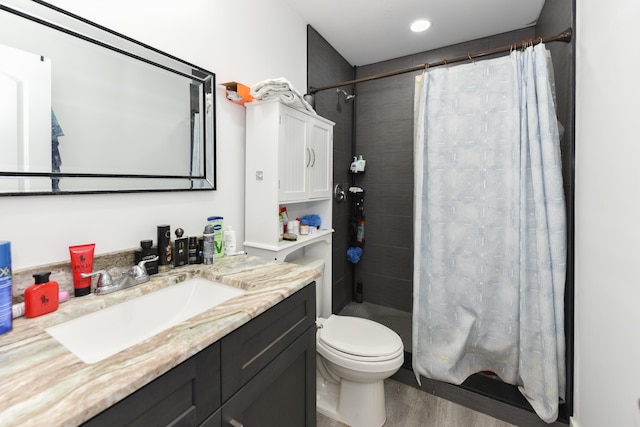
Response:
[[81, 257, 158, 295]]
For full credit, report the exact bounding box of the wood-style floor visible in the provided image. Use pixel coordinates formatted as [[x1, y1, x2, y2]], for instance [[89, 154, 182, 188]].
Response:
[[317, 378, 517, 427]]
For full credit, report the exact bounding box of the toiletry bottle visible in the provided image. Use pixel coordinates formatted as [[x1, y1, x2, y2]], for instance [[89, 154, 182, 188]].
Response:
[[223, 226, 237, 255], [197, 237, 204, 264], [350, 156, 358, 173], [357, 155, 366, 172], [69, 243, 95, 297], [299, 220, 310, 236], [173, 228, 188, 267], [157, 224, 172, 272], [203, 224, 215, 264], [25, 272, 59, 318], [134, 240, 158, 275], [356, 219, 365, 244], [207, 216, 224, 259], [188, 236, 198, 264], [0, 241, 12, 335]]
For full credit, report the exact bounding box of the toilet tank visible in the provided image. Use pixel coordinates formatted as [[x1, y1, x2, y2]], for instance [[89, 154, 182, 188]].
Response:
[[289, 256, 324, 317]]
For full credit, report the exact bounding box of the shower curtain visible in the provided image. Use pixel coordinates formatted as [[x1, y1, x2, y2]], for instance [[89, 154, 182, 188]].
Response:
[[412, 43, 566, 423]]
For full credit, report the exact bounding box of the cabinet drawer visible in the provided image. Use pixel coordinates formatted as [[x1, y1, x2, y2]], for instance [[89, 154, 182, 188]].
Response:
[[220, 282, 315, 401], [83, 342, 220, 427]]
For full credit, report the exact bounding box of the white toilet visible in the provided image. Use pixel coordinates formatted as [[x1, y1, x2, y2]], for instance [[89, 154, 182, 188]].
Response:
[[290, 256, 404, 427]]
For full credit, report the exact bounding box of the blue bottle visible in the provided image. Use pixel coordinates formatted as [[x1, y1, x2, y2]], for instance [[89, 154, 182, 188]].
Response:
[[0, 241, 13, 335]]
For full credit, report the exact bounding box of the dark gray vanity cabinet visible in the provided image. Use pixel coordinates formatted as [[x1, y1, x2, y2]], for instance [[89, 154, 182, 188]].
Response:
[[220, 285, 316, 427], [83, 283, 316, 427]]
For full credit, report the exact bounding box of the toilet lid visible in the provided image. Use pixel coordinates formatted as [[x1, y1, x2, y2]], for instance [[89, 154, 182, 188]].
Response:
[[318, 315, 403, 358]]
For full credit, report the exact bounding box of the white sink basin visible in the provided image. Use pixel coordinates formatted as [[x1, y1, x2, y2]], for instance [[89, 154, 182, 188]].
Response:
[[46, 277, 245, 364]]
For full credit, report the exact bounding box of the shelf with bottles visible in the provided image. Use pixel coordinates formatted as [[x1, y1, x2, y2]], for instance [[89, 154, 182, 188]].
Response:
[[247, 228, 333, 252], [244, 228, 334, 262], [244, 197, 332, 260]]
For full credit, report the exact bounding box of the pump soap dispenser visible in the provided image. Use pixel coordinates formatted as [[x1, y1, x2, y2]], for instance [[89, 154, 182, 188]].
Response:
[[25, 272, 59, 318]]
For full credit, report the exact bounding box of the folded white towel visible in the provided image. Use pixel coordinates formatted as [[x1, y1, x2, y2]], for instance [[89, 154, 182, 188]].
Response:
[[251, 78, 316, 114]]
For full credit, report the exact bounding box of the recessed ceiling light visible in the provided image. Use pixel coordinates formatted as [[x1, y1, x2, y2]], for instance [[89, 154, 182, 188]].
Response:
[[410, 19, 431, 33]]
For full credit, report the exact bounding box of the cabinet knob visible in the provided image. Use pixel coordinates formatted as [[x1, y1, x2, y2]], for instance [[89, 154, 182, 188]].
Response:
[[229, 420, 244, 427]]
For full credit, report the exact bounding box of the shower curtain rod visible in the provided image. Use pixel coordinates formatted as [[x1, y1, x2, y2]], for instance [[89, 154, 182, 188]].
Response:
[[308, 27, 573, 94]]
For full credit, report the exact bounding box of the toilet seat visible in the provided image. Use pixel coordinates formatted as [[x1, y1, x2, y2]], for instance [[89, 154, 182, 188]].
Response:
[[318, 315, 403, 362]]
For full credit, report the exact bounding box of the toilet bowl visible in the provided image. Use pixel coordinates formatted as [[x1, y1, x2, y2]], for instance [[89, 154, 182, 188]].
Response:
[[289, 255, 404, 427], [316, 315, 404, 427]]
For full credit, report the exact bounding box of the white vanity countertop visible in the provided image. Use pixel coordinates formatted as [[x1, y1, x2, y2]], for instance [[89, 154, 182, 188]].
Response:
[[0, 255, 319, 427]]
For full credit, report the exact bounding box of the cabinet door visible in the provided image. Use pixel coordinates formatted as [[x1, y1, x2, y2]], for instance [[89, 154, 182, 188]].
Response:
[[83, 342, 221, 427], [221, 284, 315, 401], [221, 326, 316, 427], [278, 107, 309, 202], [307, 119, 332, 200]]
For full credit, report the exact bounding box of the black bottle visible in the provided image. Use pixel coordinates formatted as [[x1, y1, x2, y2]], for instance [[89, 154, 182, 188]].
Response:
[[134, 239, 158, 275], [157, 225, 172, 272], [197, 237, 204, 264], [174, 228, 188, 267], [188, 236, 198, 264]]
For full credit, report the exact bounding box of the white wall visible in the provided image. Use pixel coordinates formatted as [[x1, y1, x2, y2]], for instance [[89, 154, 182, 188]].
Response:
[[574, 0, 640, 426], [0, 0, 308, 270]]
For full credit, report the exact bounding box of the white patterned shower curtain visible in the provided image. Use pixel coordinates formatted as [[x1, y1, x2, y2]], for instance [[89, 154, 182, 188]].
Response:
[[412, 43, 567, 423]]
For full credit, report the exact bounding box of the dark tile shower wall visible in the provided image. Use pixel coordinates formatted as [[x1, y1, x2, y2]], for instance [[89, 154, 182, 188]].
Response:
[[307, 26, 355, 314], [354, 59, 415, 312]]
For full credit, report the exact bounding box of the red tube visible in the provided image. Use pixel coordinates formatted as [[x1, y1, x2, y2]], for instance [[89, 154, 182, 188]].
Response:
[[69, 243, 95, 297]]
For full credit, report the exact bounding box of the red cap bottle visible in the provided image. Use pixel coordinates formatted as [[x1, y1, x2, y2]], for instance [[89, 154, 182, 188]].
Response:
[[25, 272, 59, 318]]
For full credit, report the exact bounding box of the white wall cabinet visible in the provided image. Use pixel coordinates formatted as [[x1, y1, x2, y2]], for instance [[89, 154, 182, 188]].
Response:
[[277, 104, 333, 202], [244, 99, 334, 295]]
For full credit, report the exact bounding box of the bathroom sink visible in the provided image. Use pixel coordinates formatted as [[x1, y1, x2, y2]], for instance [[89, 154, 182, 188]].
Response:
[[46, 277, 245, 364]]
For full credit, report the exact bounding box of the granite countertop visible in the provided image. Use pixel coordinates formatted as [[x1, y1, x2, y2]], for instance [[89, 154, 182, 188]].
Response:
[[0, 255, 319, 427]]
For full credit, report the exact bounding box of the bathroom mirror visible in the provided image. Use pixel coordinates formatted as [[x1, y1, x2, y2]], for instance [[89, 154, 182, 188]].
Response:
[[0, 0, 216, 195]]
